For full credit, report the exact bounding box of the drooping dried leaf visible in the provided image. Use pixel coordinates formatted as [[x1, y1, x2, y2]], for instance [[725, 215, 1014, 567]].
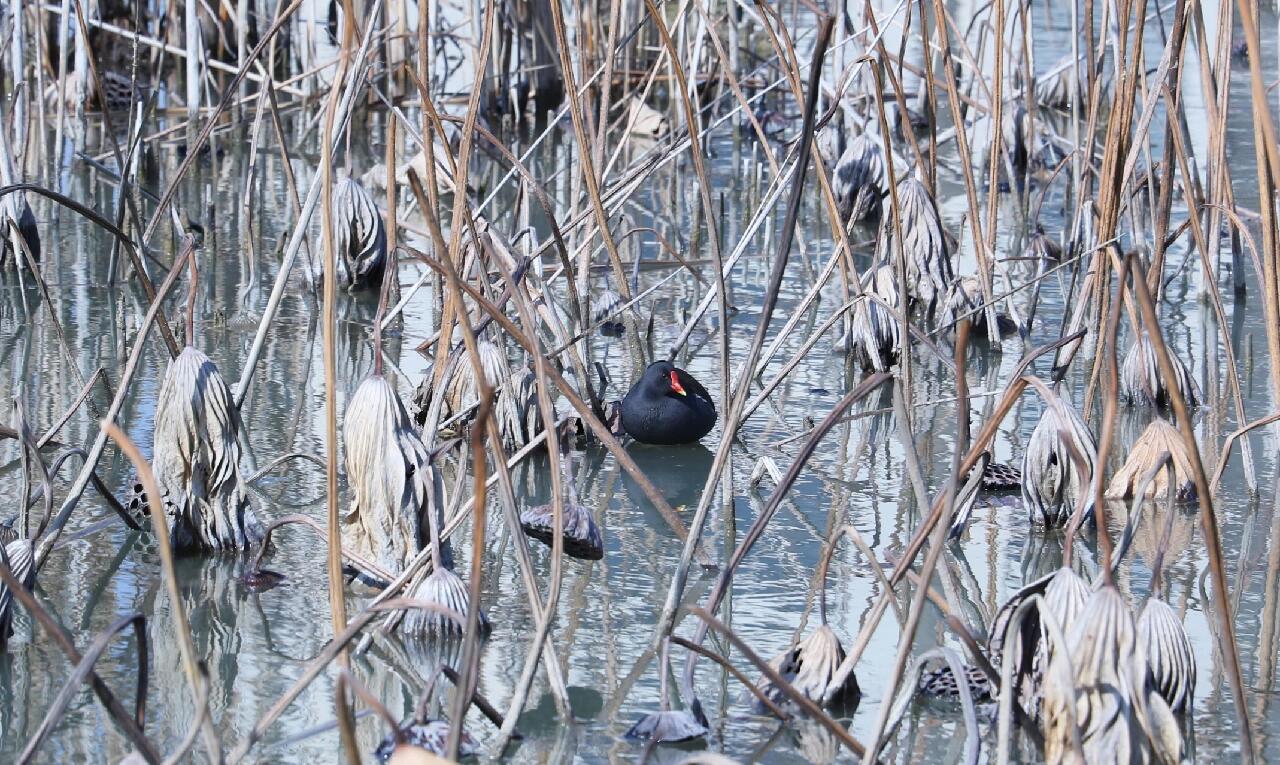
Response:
[[1036, 55, 1086, 110], [1022, 390, 1097, 527], [1121, 334, 1200, 410], [152, 346, 263, 551], [1042, 567, 1090, 637], [833, 134, 885, 225], [496, 367, 544, 450], [1105, 419, 1196, 501], [343, 374, 436, 578], [939, 275, 1017, 338], [876, 174, 952, 320], [842, 265, 900, 372], [1042, 587, 1184, 764], [593, 290, 627, 337], [332, 176, 387, 290], [1138, 597, 1196, 715], [628, 95, 670, 138], [751, 625, 859, 713], [401, 566, 489, 638], [0, 538, 33, 642]]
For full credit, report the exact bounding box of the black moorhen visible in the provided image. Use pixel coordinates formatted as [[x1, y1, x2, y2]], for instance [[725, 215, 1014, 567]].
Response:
[[621, 361, 717, 445]]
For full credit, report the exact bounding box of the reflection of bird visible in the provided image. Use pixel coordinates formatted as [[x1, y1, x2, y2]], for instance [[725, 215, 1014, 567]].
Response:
[[620, 362, 716, 445], [331, 176, 387, 290], [621, 442, 715, 511]]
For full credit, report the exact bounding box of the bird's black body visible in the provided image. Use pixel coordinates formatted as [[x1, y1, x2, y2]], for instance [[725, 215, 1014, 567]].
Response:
[[621, 361, 716, 445]]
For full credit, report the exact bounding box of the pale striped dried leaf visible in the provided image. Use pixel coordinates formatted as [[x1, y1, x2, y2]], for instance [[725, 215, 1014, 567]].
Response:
[[1138, 598, 1196, 715], [1121, 335, 1200, 410], [843, 265, 901, 371], [628, 95, 669, 138], [1042, 587, 1184, 764], [401, 566, 488, 638], [343, 375, 437, 578], [833, 134, 885, 225], [1022, 390, 1097, 527], [332, 176, 387, 290], [752, 625, 859, 713], [0, 538, 33, 642], [876, 175, 952, 321], [153, 347, 262, 550]]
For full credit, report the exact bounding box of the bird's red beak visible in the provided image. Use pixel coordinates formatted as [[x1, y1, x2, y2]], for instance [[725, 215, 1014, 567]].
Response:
[[669, 370, 687, 396]]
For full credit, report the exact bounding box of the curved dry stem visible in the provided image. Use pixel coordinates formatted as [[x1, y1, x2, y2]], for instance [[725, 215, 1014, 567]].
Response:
[[20, 613, 149, 763], [668, 636, 790, 721], [228, 597, 467, 763], [688, 607, 865, 758], [876, 647, 980, 765], [0, 543, 159, 762], [995, 595, 1082, 765]]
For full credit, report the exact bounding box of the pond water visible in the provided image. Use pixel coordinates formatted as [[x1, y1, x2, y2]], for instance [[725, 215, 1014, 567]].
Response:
[[1, 2, 1280, 763]]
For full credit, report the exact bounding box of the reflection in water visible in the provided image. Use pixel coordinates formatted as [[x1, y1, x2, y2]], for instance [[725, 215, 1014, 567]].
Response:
[[622, 443, 715, 511], [5, 9, 1280, 761]]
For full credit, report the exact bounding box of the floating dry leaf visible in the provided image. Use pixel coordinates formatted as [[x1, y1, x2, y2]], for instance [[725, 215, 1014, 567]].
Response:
[[519, 502, 603, 560]]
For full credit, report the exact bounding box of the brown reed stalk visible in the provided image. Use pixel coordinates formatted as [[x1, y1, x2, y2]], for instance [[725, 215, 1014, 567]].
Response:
[[318, 8, 358, 759], [865, 323, 973, 756], [446, 388, 493, 759], [1234, 0, 1280, 401], [428, 0, 498, 397]]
